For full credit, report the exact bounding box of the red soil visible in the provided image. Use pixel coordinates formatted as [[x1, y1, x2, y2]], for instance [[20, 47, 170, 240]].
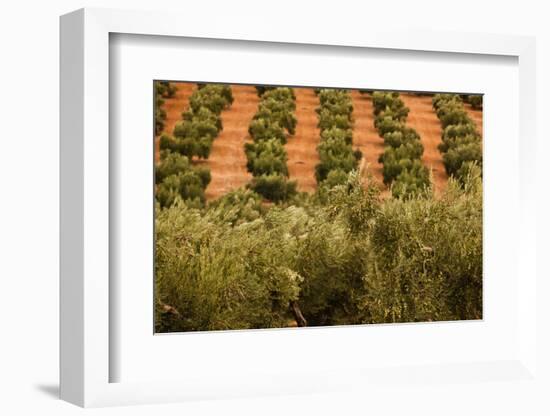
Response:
[[285, 88, 320, 193], [203, 85, 259, 201], [155, 82, 196, 162], [350, 91, 386, 189], [401, 93, 448, 196]]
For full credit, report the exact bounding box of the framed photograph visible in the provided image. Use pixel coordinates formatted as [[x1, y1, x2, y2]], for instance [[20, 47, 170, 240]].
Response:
[[151, 80, 484, 334], [60, 8, 539, 408]]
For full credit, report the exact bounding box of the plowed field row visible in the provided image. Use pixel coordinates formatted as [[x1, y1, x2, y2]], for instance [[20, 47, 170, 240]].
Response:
[[155, 83, 195, 162], [157, 84, 467, 199], [400, 93, 448, 195]]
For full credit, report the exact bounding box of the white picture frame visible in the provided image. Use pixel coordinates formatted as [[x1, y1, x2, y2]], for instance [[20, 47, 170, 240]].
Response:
[[60, 7, 538, 408]]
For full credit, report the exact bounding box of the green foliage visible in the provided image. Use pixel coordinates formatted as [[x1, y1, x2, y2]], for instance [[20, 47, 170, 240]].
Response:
[[433, 95, 471, 128], [391, 163, 431, 199], [314, 89, 359, 187], [442, 141, 483, 177], [371, 91, 410, 129], [245, 139, 289, 177], [438, 133, 480, 154], [245, 87, 296, 202], [154, 81, 178, 135], [155, 151, 210, 208], [372, 91, 400, 114], [160, 133, 208, 159], [374, 116, 404, 136], [320, 126, 353, 145], [316, 97, 353, 119], [156, 80, 177, 98], [455, 161, 482, 189], [155, 105, 166, 136], [316, 137, 361, 183], [298, 174, 379, 325], [156, 150, 192, 183], [442, 122, 478, 141], [379, 103, 409, 123], [153, 87, 483, 333], [467, 95, 483, 110], [440, 107, 471, 129], [383, 127, 420, 148], [250, 89, 296, 139], [207, 189, 265, 225], [189, 84, 233, 114], [294, 220, 367, 325], [262, 87, 296, 103], [159, 133, 179, 153], [255, 86, 277, 96], [254, 98, 297, 134], [248, 118, 287, 143], [173, 118, 218, 142], [160, 83, 232, 159], [371, 91, 428, 198], [182, 106, 223, 132], [362, 173, 482, 323], [155, 171, 483, 332], [379, 141, 424, 165], [155, 202, 305, 332], [382, 156, 427, 185], [316, 89, 354, 132], [321, 169, 350, 188], [317, 109, 353, 131], [195, 167, 212, 188], [154, 82, 167, 135], [317, 89, 351, 105], [156, 173, 205, 208], [432, 93, 483, 184], [432, 93, 461, 109], [248, 174, 297, 202]]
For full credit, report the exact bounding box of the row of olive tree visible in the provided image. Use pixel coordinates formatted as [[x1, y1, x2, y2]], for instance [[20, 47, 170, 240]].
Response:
[[245, 88, 298, 201], [155, 170, 483, 332], [155, 83, 233, 208], [314, 89, 362, 188], [467, 95, 483, 110], [155, 150, 211, 208], [432, 94, 482, 184], [154, 81, 176, 135], [159, 84, 233, 159], [371, 91, 430, 198]]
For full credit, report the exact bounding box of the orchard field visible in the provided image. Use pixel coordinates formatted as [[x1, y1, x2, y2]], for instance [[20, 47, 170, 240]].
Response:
[[154, 81, 483, 332]]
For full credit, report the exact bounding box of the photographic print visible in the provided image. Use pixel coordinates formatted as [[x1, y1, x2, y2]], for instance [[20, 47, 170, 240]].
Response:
[[154, 82, 483, 333]]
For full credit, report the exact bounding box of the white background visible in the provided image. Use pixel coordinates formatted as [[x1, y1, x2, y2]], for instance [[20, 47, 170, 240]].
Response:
[[112, 34, 519, 383], [0, 1, 548, 415]]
